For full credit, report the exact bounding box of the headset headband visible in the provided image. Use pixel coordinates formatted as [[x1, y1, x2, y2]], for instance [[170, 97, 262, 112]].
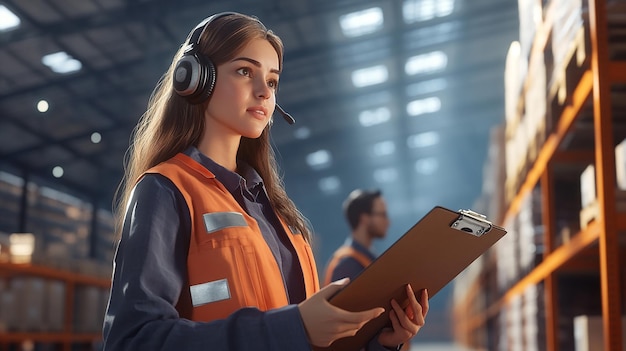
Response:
[[186, 12, 240, 49]]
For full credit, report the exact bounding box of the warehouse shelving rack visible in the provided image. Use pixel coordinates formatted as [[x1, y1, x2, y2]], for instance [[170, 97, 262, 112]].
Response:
[[0, 261, 110, 351], [453, 0, 625, 350]]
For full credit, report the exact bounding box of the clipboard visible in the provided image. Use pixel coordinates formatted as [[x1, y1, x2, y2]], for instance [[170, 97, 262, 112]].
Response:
[[316, 206, 507, 351]]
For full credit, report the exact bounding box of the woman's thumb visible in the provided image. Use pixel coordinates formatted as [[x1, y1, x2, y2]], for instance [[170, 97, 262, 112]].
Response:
[[318, 277, 350, 298]]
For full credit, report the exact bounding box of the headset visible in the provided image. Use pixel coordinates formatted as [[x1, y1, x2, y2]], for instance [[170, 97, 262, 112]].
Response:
[[172, 12, 295, 124]]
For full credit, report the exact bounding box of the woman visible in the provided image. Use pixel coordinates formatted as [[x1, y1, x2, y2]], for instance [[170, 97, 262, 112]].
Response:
[[103, 12, 428, 351]]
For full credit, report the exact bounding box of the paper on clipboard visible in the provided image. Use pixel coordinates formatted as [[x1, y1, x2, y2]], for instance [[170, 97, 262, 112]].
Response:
[[314, 206, 507, 351]]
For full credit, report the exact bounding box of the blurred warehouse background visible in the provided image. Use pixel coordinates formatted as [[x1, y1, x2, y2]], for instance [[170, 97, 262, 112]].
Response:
[[0, 0, 520, 349]]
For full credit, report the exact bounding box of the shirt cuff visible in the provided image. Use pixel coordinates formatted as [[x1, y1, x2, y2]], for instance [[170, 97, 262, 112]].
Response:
[[263, 304, 311, 350]]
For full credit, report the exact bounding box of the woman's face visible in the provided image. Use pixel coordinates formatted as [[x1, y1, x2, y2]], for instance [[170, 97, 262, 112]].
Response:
[[205, 38, 280, 139]]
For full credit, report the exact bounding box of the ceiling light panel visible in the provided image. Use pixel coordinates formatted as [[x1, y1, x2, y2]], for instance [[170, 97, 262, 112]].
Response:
[[403, 0, 455, 23], [370, 140, 396, 157], [351, 64, 388, 88], [42, 52, 82, 74], [406, 96, 441, 116], [0, 5, 20, 31], [405, 51, 448, 76], [306, 150, 333, 170], [339, 7, 384, 37], [358, 107, 391, 127], [373, 167, 398, 183], [406, 78, 448, 97], [318, 176, 341, 194], [407, 131, 440, 148]]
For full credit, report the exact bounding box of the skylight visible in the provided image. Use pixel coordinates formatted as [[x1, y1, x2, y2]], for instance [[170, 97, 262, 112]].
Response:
[[358, 107, 391, 127], [403, 0, 455, 23], [407, 131, 440, 148], [0, 5, 20, 31], [373, 167, 398, 183], [294, 126, 311, 140], [370, 141, 395, 157], [318, 176, 341, 194], [42, 51, 82, 74], [339, 7, 384, 37], [415, 157, 438, 174], [405, 51, 448, 76], [406, 78, 447, 96], [406, 97, 441, 116], [351, 65, 388, 88], [306, 149, 332, 170]]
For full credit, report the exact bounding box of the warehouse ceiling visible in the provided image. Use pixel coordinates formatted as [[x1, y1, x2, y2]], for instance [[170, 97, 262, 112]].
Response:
[[0, 0, 518, 257]]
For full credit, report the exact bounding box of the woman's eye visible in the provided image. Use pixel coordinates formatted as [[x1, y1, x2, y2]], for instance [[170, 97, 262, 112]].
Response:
[[236, 67, 251, 77], [268, 80, 278, 90]]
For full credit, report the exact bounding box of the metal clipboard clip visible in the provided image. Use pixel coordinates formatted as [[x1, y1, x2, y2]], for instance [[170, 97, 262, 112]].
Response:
[[451, 209, 493, 237]]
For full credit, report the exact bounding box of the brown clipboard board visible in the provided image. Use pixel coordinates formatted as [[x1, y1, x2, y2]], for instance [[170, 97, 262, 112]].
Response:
[[315, 206, 507, 351]]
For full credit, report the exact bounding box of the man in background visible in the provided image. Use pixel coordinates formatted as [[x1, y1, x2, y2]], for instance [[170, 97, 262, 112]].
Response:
[[323, 189, 389, 286], [323, 189, 414, 350]]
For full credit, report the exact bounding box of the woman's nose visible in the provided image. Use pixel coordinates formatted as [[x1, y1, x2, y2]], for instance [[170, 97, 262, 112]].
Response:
[[255, 79, 272, 99]]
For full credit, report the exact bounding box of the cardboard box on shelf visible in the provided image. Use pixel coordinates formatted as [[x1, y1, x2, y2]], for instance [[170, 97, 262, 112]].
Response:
[[579, 164, 595, 210], [615, 138, 626, 190], [574, 315, 626, 351]]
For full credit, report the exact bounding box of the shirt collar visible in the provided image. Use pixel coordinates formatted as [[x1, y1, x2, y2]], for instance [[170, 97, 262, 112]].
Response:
[[183, 146, 263, 193], [345, 237, 377, 260]]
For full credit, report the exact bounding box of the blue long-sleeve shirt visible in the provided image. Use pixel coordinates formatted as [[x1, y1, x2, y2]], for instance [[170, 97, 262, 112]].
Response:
[[102, 147, 310, 351], [328, 237, 377, 283]]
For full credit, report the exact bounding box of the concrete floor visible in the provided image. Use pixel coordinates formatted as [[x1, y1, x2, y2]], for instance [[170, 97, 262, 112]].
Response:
[[409, 342, 478, 351]]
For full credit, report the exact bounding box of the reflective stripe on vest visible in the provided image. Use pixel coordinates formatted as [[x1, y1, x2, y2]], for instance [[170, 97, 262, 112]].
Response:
[[322, 245, 373, 286], [146, 153, 319, 321]]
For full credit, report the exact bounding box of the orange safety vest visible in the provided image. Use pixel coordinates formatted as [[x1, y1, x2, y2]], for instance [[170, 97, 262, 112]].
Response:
[[322, 245, 373, 286], [146, 153, 319, 322]]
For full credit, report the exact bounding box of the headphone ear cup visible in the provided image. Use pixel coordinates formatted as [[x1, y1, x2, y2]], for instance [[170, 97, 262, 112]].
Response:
[[172, 52, 216, 104], [173, 53, 201, 97], [188, 53, 216, 104]]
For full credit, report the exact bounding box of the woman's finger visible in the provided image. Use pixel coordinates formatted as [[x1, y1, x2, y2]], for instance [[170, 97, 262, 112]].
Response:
[[405, 284, 421, 322], [391, 299, 418, 334]]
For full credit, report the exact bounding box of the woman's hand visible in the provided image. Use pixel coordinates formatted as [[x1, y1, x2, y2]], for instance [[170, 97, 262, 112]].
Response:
[[377, 284, 429, 348], [298, 278, 385, 347]]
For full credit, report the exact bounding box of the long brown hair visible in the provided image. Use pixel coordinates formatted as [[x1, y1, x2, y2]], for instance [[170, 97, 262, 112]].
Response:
[[114, 13, 312, 241]]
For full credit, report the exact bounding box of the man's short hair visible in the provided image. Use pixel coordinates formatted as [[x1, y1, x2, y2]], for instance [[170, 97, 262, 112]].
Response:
[[343, 189, 382, 230]]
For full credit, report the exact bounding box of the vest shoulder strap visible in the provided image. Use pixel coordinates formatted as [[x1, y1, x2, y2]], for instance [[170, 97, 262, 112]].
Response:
[[322, 245, 373, 286]]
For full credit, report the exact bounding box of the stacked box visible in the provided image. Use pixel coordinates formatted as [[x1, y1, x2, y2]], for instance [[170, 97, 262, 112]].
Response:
[[579, 164, 596, 210], [523, 284, 547, 351], [496, 215, 520, 293], [505, 41, 523, 129], [507, 295, 524, 351], [518, 0, 542, 61], [524, 50, 548, 162], [545, 0, 591, 133], [615, 138, 626, 190], [481, 124, 507, 224], [45, 280, 65, 332], [497, 308, 508, 351], [518, 190, 544, 275], [607, 0, 626, 60], [558, 275, 602, 351], [74, 285, 107, 333], [505, 117, 530, 203], [498, 284, 546, 351], [0, 278, 10, 332], [11, 277, 46, 332], [551, 0, 585, 70]]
